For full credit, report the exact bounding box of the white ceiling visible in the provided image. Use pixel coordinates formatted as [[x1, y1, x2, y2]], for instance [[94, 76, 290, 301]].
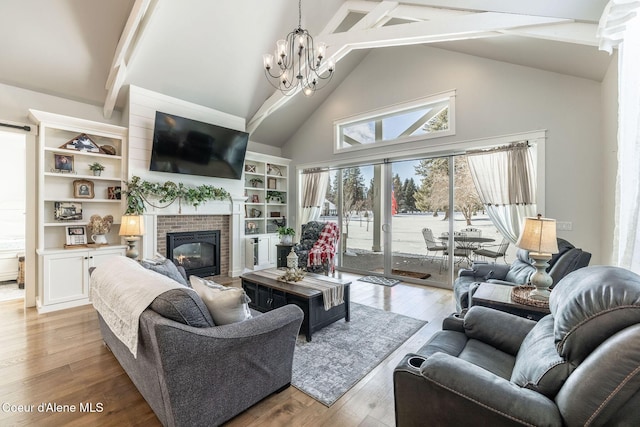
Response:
[[0, 0, 612, 147]]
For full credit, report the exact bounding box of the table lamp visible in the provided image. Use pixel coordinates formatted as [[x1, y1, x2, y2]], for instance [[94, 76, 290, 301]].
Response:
[[119, 215, 145, 259], [516, 214, 559, 301]]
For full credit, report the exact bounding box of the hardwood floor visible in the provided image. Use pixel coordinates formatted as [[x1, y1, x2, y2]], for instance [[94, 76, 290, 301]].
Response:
[[0, 273, 454, 426]]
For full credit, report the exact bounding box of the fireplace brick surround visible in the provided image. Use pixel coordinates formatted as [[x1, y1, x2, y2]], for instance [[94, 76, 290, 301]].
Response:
[[157, 215, 229, 278]]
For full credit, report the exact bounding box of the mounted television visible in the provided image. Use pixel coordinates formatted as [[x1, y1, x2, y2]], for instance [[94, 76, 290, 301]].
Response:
[[149, 111, 249, 180]]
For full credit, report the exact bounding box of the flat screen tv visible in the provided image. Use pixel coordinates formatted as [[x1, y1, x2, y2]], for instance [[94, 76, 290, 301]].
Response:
[[149, 111, 249, 180]]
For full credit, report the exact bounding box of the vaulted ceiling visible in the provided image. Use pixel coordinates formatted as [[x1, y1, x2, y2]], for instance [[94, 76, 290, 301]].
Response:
[[0, 0, 612, 147]]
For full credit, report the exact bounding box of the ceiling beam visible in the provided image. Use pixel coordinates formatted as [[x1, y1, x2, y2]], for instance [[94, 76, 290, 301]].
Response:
[[248, 5, 575, 135], [103, 0, 158, 119]]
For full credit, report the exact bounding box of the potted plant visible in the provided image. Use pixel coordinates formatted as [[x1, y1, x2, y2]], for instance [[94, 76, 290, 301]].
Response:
[[88, 162, 105, 176], [277, 226, 296, 245], [249, 177, 263, 188], [267, 190, 284, 203]]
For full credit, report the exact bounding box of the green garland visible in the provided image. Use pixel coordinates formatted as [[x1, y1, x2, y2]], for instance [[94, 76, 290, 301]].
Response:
[[123, 176, 230, 215]]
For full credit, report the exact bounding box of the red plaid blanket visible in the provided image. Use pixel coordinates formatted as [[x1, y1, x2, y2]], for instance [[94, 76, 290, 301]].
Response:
[[308, 222, 340, 273]]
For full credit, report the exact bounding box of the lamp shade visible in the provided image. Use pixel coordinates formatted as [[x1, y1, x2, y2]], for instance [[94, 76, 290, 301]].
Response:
[[516, 215, 558, 255], [119, 215, 145, 236]]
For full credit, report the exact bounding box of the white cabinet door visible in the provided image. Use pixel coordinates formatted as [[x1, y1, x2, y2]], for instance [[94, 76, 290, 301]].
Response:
[[90, 248, 125, 269], [42, 251, 87, 306], [40, 248, 125, 311]]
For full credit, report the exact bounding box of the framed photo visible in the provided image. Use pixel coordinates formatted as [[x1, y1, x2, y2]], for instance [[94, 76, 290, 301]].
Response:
[[107, 186, 121, 200], [267, 177, 277, 189], [54, 201, 83, 221], [53, 153, 74, 172], [251, 194, 259, 203], [73, 180, 94, 199], [65, 226, 87, 246], [64, 133, 100, 153]]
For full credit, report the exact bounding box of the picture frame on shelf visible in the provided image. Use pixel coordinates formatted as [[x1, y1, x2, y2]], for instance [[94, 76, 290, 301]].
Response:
[[65, 225, 87, 246], [54, 201, 83, 221], [53, 153, 74, 172], [107, 186, 121, 200], [73, 179, 94, 199], [246, 222, 258, 234], [251, 194, 259, 203], [63, 133, 101, 153], [267, 177, 277, 189]]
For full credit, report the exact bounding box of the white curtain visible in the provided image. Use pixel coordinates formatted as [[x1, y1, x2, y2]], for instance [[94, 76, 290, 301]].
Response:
[[599, 1, 640, 272], [466, 143, 537, 244], [299, 169, 329, 225]]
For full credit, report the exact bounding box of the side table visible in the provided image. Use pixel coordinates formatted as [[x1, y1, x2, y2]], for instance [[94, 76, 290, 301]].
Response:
[[275, 244, 294, 268], [471, 282, 550, 321]]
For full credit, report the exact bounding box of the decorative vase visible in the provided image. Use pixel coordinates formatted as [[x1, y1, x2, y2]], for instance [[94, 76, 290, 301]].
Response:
[[281, 235, 293, 245], [91, 234, 108, 245]]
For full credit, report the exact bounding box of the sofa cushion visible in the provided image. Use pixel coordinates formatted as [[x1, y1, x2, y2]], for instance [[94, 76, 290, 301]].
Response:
[[149, 287, 214, 327], [504, 249, 535, 284], [510, 315, 573, 397], [190, 276, 253, 325], [550, 265, 640, 363], [141, 257, 189, 287]]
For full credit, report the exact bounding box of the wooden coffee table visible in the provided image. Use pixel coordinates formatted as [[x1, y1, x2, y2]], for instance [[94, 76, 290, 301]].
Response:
[[241, 271, 351, 341], [472, 282, 550, 321]]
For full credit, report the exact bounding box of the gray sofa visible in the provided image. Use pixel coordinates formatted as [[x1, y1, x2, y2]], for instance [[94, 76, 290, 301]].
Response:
[[454, 238, 591, 311], [94, 262, 304, 427], [394, 265, 640, 426]]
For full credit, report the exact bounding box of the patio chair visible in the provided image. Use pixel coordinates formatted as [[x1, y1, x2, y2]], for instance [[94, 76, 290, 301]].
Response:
[[422, 228, 446, 264], [472, 237, 510, 263]]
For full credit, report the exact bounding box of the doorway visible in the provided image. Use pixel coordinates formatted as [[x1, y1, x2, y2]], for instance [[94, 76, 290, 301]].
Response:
[[0, 129, 26, 301]]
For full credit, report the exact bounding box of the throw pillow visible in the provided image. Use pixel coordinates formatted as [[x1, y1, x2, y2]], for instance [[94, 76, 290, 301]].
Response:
[[141, 258, 189, 287], [190, 277, 252, 325], [150, 288, 215, 327]]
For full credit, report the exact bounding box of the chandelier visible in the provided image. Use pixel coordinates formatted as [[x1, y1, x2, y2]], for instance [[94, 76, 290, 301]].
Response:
[[262, 0, 335, 97]]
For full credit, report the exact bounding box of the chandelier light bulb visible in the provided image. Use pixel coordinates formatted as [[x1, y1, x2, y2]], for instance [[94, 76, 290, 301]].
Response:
[[263, 53, 273, 70], [317, 43, 326, 59], [277, 39, 287, 58]]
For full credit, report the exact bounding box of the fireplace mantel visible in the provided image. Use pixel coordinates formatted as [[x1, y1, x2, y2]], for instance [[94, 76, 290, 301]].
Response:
[[139, 195, 246, 277]]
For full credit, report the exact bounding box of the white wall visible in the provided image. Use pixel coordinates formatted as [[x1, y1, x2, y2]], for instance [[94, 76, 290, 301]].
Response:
[[282, 45, 606, 263], [600, 54, 619, 265]]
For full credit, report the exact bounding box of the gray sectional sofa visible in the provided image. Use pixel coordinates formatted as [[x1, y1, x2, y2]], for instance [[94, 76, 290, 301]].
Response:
[[92, 258, 304, 427]]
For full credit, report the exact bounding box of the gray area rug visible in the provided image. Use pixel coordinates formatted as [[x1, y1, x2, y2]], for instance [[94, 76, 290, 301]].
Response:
[[291, 303, 426, 406], [358, 275, 400, 287]]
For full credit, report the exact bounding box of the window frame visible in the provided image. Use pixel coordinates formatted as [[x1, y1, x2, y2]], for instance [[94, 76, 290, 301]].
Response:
[[333, 90, 456, 154]]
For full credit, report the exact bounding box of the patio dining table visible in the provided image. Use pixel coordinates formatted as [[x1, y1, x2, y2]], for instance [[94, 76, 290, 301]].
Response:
[[439, 236, 496, 265]]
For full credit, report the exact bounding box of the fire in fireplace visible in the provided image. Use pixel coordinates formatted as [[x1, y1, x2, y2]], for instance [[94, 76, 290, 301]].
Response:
[[166, 230, 220, 277]]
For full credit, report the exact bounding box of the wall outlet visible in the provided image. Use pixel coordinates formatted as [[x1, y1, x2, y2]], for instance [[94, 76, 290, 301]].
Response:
[[557, 221, 573, 231]]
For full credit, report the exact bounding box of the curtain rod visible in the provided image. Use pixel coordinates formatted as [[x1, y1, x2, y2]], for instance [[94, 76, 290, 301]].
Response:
[[0, 122, 31, 132], [466, 141, 530, 156]]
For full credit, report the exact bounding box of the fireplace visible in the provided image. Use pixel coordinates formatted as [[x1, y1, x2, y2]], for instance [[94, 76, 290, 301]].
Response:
[[166, 230, 220, 277]]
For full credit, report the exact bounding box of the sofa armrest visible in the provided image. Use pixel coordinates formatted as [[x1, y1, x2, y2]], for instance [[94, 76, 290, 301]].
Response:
[[463, 306, 537, 355], [486, 279, 519, 286], [463, 263, 510, 280], [143, 304, 304, 427], [394, 352, 562, 427]]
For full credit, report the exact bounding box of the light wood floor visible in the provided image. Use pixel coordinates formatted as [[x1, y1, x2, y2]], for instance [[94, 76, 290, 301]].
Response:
[[0, 273, 454, 427]]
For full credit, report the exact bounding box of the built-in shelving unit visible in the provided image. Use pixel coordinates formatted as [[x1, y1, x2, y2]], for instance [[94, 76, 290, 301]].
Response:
[[29, 109, 128, 312], [243, 153, 290, 270]]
